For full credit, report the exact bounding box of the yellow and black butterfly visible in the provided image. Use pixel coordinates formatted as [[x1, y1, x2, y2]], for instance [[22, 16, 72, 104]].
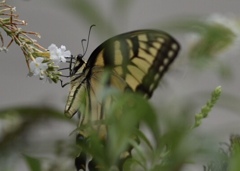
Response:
[[62, 29, 180, 171]]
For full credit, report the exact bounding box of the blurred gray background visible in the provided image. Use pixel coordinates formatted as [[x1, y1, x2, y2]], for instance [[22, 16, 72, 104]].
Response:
[[2, 0, 240, 170]]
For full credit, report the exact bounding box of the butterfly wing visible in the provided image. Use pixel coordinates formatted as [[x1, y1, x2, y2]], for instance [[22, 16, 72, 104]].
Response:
[[65, 30, 180, 127], [86, 29, 180, 96]]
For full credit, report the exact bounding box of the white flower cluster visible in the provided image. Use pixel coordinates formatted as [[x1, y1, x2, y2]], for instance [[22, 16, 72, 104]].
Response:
[[48, 44, 70, 64], [29, 44, 71, 82]]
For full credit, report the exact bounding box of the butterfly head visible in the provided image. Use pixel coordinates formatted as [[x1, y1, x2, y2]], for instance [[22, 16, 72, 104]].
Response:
[[71, 54, 86, 76]]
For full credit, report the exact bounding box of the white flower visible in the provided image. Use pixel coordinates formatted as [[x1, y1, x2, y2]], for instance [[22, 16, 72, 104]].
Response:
[[48, 44, 71, 64], [29, 57, 48, 78]]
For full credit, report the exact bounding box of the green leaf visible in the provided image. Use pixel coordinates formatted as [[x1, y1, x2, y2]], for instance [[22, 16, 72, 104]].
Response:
[[22, 154, 41, 171]]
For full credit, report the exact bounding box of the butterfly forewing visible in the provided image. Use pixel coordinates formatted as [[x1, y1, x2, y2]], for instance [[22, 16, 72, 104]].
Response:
[[87, 30, 180, 98]]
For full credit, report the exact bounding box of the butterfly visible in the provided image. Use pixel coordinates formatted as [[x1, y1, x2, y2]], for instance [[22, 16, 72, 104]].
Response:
[[62, 29, 180, 171]]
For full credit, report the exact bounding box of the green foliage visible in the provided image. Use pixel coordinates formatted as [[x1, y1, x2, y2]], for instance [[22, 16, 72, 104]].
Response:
[[71, 86, 223, 171], [23, 155, 42, 171], [0, 87, 223, 171], [0, 107, 76, 171], [193, 86, 222, 128], [168, 19, 236, 58]]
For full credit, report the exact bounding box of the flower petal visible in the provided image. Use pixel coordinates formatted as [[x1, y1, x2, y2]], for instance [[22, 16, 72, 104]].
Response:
[[35, 57, 44, 63], [63, 50, 71, 57], [48, 44, 58, 51], [60, 45, 66, 51]]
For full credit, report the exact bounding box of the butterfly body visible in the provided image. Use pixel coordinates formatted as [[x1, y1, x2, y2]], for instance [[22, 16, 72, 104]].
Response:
[[64, 29, 180, 171]]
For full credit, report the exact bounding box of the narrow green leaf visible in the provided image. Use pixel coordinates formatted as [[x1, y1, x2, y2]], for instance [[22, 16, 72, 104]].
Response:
[[22, 154, 41, 171]]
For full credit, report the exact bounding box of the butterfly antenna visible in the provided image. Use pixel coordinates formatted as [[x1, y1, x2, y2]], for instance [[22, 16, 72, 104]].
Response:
[[82, 24, 96, 57], [81, 39, 86, 55]]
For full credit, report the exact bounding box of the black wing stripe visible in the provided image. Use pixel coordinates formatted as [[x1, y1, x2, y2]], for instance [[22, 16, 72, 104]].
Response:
[[130, 36, 140, 57], [136, 39, 180, 97]]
